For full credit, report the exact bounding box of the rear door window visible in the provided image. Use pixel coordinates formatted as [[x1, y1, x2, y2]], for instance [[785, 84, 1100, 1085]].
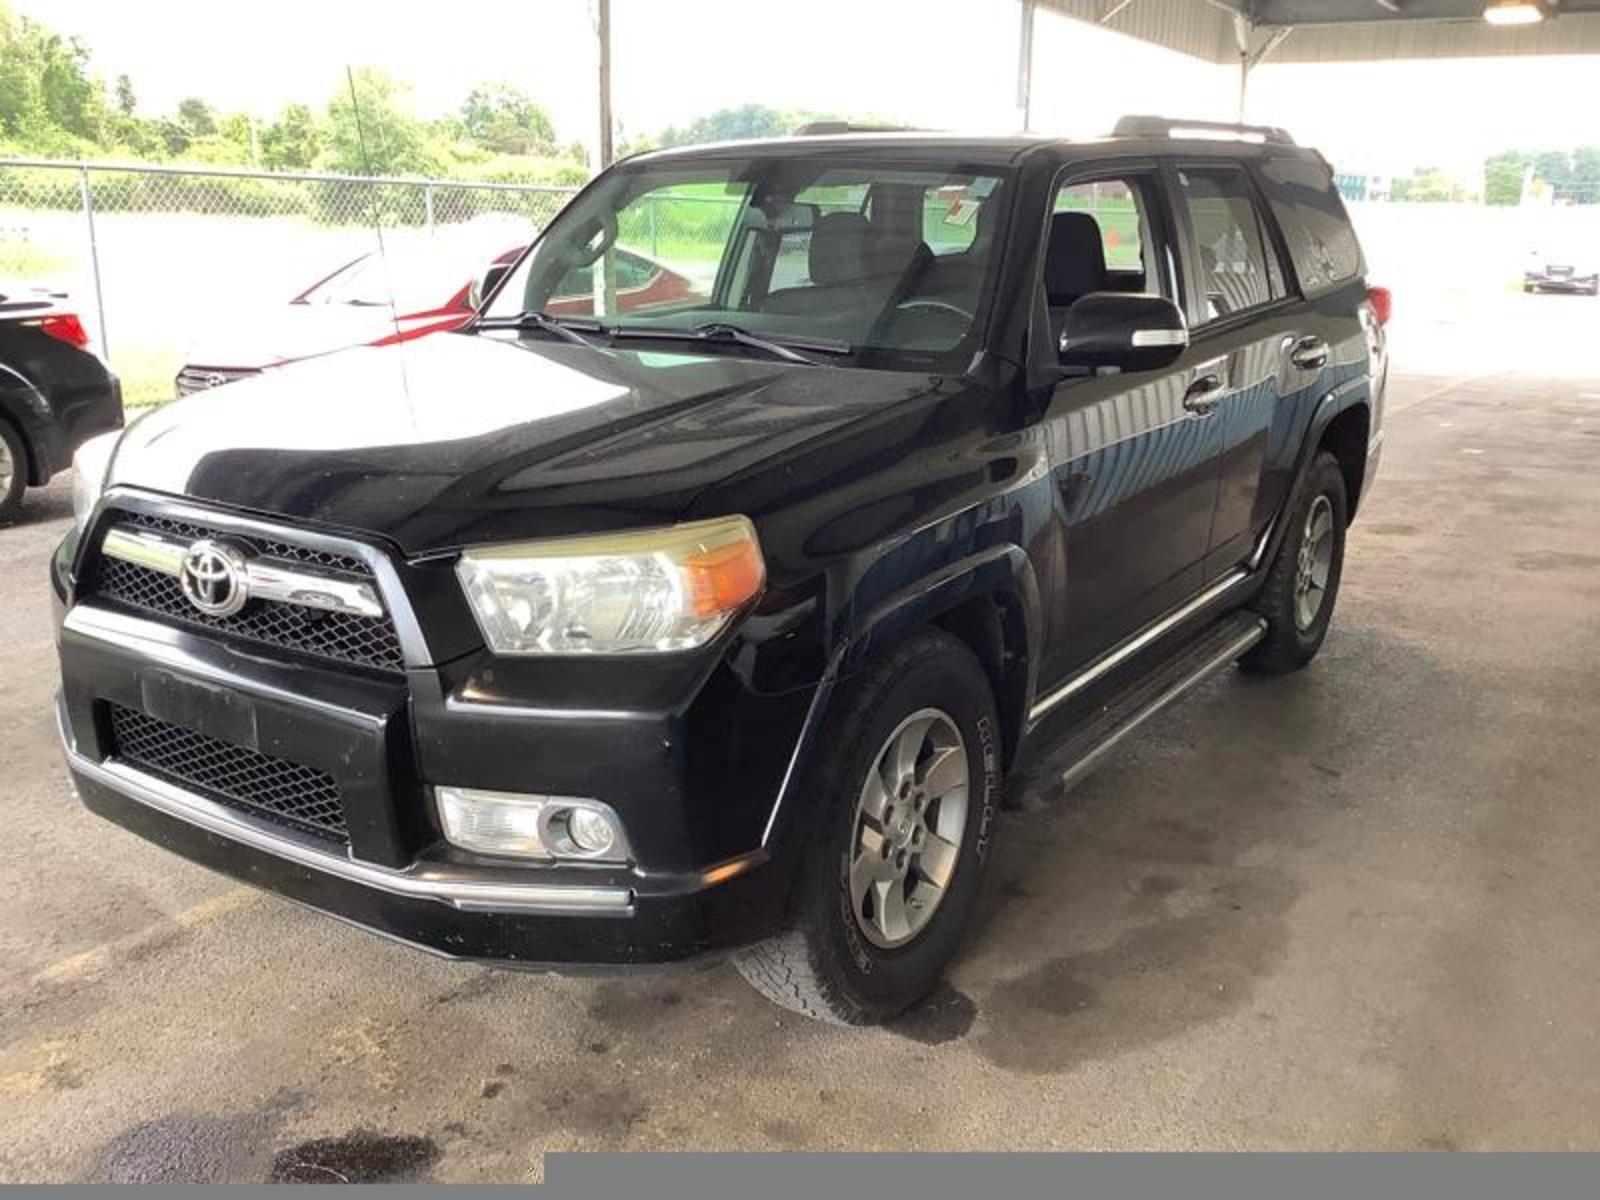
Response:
[[1175, 166, 1288, 325], [1257, 157, 1365, 294]]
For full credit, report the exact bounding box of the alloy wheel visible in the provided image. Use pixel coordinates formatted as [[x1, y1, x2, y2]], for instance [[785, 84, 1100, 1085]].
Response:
[[847, 708, 970, 949], [1294, 493, 1335, 631]]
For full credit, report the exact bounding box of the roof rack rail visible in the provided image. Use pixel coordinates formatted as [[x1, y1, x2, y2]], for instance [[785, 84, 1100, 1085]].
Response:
[[1112, 115, 1296, 146], [793, 122, 919, 136]]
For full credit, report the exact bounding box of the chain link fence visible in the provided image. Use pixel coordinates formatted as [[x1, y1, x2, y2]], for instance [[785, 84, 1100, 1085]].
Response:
[[0, 159, 581, 405]]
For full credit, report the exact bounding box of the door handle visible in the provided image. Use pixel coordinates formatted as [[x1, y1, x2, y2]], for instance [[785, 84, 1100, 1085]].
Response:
[[1183, 371, 1227, 415], [1289, 335, 1329, 370]]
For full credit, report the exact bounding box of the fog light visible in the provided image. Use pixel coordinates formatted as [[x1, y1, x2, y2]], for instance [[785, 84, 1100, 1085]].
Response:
[[436, 787, 548, 859], [434, 787, 629, 862], [563, 807, 617, 856]]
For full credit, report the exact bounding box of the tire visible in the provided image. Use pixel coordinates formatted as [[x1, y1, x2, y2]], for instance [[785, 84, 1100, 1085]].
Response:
[[0, 420, 27, 524], [733, 628, 1000, 1025], [1241, 450, 1348, 675]]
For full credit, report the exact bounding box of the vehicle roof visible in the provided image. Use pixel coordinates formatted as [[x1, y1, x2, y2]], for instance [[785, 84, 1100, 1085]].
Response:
[[623, 130, 1327, 170], [0, 282, 73, 320]]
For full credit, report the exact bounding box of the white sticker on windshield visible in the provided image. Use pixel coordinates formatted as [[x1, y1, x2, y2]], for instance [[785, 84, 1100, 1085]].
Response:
[[944, 199, 981, 227]]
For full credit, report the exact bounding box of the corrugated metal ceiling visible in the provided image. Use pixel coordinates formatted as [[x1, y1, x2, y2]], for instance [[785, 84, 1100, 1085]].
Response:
[[1039, 0, 1600, 61]]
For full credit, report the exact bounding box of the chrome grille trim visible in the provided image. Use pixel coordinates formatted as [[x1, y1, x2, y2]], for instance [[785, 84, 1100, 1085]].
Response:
[[175, 365, 261, 396], [102, 525, 386, 620]]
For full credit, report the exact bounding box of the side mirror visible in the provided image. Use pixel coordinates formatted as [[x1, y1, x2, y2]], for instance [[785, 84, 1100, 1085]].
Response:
[[468, 262, 510, 311], [1058, 292, 1189, 372]]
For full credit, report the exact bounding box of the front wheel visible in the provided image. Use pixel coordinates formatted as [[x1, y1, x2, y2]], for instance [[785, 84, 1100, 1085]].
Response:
[[734, 629, 1000, 1025], [1242, 450, 1348, 674]]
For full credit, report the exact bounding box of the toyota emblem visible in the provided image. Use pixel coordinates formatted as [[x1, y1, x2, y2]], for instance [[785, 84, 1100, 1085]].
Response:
[[179, 539, 251, 617]]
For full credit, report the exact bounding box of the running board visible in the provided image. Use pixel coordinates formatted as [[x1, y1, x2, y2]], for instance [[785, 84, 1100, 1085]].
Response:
[[1017, 612, 1267, 800]]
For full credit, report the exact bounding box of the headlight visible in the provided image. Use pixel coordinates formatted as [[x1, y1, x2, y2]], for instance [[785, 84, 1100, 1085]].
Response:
[[71, 431, 119, 532], [456, 515, 765, 655]]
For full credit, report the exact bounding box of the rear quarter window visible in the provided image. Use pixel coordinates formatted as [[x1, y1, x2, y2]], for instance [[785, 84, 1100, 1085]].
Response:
[[1258, 158, 1365, 294]]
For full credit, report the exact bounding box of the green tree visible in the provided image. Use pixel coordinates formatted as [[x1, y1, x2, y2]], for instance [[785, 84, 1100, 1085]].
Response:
[[261, 103, 321, 170], [459, 82, 556, 155], [657, 103, 789, 149], [1569, 145, 1600, 205], [0, 4, 108, 148], [1484, 151, 1527, 206], [324, 67, 439, 176], [176, 96, 216, 138], [114, 73, 136, 116], [155, 117, 192, 156]]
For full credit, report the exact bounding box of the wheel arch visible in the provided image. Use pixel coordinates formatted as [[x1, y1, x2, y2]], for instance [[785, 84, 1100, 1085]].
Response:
[[1316, 400, 1371, 524], [759, 544, 1043, 854], [0, 373, 51, 486], [844, 544, 1042, 773]]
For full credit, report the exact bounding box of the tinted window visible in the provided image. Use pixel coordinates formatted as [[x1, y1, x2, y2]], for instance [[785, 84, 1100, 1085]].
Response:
[[1177, 167, 1287, 323], [1259, 157, 1364, 293], [1054, 179, 1146, 274]]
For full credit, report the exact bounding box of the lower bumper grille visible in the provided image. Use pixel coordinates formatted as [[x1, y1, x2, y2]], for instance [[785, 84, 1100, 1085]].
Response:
[[107, 704, 348, 844]]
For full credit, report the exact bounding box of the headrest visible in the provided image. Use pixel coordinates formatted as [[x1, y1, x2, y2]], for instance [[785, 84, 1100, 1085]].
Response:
[[809, 212, 873, 286], [1044, 211, 1108, 305]]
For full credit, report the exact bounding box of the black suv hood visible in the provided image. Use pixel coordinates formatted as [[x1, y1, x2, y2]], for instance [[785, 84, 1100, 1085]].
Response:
[[107, 331, 940, 555]]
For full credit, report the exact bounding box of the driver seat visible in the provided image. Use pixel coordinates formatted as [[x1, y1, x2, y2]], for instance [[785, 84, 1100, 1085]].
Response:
[[1044, 211, 1108, 342]]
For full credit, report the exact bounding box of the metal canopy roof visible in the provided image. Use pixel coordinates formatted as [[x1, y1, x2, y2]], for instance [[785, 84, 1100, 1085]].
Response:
[[1039, 0, 1600, 61], [1220, 0, 1600, 23]]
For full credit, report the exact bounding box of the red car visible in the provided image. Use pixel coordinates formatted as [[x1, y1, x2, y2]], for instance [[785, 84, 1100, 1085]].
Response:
[[544, 248, 700, 316], [176, 244, 698, 397], [175, 242, 523, 396]]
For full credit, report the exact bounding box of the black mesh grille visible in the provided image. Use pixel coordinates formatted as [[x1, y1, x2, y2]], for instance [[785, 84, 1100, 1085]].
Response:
[[91, 511, 404, 673], [117, 510, 371, 575], [108, 704, 348, 843]]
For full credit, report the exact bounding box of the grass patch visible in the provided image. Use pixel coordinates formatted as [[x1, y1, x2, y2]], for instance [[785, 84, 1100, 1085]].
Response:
[[112, 346, 182, 409], [0, 241, 75, 279]]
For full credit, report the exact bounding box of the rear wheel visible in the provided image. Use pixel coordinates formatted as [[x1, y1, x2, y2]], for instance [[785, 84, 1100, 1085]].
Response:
[[0, 420, 26, 523], [733, 629, 1000, 1025], [1242, 450, 1348, 675]]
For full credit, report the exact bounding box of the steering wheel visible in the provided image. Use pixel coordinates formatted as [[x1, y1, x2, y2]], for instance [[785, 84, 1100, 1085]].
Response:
[[878, 298, 975, 347], [893, 299, 975, 323]]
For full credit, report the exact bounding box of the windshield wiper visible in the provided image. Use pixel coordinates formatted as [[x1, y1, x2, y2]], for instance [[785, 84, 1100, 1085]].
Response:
[[477, 311, 604, 348], [610, 321, 851, 366]]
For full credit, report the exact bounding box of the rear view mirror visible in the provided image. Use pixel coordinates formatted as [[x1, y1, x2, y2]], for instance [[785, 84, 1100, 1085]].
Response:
[[469, 262, 510, 311], [1059, 292, 1188, 372]]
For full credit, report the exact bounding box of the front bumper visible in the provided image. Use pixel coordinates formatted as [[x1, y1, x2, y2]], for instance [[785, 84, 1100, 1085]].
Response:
[[53, 571, 800, 966], [58, 687, 785, 965], [1526, 272, 1598, 293], [63, 726, 777, 965]]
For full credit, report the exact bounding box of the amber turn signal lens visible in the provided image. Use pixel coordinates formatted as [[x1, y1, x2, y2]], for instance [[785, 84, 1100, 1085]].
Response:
[[686, 534, 766, 618]]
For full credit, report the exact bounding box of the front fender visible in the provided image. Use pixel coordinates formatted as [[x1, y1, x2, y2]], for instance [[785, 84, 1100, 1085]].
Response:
[[758, 533, 1043, 854]]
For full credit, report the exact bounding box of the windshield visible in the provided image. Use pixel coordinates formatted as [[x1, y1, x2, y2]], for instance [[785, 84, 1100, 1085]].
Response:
[[484, 154, 1013, 368], [304, 245, 511, 312]]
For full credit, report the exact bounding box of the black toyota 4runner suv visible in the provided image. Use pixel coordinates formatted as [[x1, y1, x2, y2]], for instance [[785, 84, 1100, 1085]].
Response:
[[55, 117, 1387, 1024]]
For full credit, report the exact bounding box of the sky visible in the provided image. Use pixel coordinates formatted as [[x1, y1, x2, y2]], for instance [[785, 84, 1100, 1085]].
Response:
[[17, 0, 1600, 176]]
